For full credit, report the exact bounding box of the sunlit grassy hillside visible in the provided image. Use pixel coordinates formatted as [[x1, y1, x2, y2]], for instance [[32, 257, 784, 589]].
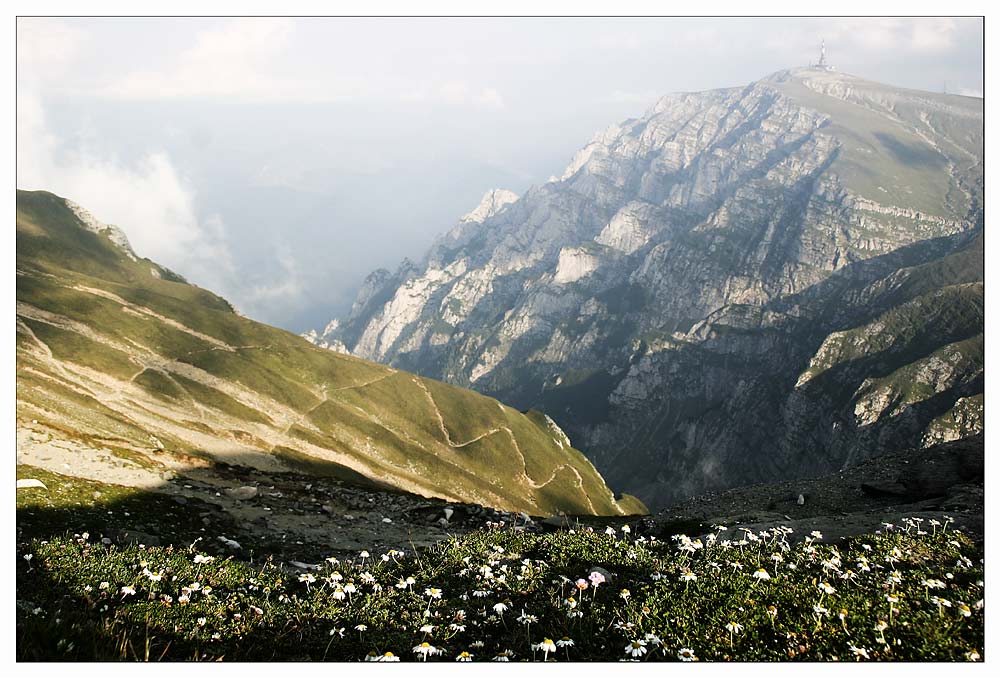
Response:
[[16, 189, 644, 517]]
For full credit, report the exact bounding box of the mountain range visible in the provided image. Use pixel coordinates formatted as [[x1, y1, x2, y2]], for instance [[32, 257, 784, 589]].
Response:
[[308, 66, 984, 509]]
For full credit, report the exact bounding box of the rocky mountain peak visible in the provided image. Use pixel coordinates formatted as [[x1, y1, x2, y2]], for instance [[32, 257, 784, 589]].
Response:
[[64, 199, 138, 261], [309, 68, 982, 509], [461, 188, 519, 224]]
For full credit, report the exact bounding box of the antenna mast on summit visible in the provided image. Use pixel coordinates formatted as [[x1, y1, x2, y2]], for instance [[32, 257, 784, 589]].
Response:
[[812, 39, 833, 71]]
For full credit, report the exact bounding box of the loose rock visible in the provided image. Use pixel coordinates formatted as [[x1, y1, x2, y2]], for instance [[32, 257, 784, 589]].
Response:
[[225, 486, 259, 501], [16, 479, 47, 490]]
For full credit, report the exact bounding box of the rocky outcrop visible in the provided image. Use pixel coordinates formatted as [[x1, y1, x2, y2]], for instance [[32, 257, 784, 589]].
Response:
[[64, 199, 138, 261], [461, 188, 519, 224], [311, 67, 983, 510], [302, 319, 350, 354], [553, 247, 601, 284]]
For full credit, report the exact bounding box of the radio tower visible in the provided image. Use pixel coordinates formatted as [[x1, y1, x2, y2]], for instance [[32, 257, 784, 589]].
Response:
[[812, 39, 833, 71]]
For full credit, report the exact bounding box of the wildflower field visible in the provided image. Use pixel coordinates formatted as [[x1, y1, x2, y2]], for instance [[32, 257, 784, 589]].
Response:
[[17, 516, 983, 661]]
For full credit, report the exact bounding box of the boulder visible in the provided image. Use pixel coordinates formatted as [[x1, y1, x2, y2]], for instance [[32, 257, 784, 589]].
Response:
[[109, 529, 161, 547], [290, 561, 321, 570], [217, 535, 241, 550], [225, 486, 259, 501]]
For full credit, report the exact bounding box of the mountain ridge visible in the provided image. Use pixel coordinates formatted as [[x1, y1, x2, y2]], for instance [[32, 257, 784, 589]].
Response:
[[309, 66, 983, 509]]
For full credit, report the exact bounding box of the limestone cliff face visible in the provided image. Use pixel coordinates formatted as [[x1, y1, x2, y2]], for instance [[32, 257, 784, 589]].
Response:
[[310, 67, 984, 509]]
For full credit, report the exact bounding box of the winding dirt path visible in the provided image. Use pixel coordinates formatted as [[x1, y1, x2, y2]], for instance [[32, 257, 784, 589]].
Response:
[[71, 285, 235, 351], [409, 376, 595, 511]]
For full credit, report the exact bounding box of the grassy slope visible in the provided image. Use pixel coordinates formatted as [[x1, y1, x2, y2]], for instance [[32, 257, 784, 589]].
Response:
[[16, 189, 641, 517], [772, 72, 982, 220]]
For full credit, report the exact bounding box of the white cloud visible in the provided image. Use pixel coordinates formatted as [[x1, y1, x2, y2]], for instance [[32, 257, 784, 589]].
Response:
[[910, 18, 958, 52], [436, 80, 506, 109], [17, 91, 236, 296], [16, 18, 86, 81], [399, 79, 506, 109], [824, 17, 958, 55], [478, 87, 505, 109], [243, 248, 304, 312], [104, 18, 311, 101], [16, 89, 319, 326], [97, 18, 508, 110]]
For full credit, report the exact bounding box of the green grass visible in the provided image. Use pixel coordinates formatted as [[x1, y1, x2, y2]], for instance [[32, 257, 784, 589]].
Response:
[[180, 350, 321, 413], [168, 374, 274, 427], [16, 189, 635, 517], [16, 363, 162, 447], [270, 446, 394, 490], [329, 372, 449, 447], [21, 318, 140, 382], [132, 369, 190, 403], [18, 274, 220, 359], [771, 75, 981, 219], [16, 501, 983, 661]]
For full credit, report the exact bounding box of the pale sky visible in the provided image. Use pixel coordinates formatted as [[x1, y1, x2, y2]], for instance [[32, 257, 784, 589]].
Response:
[[16, 16, 984, 331]]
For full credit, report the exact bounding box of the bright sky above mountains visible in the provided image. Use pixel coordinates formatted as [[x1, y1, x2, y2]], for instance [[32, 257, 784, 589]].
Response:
[[16, 16, 983, 331]]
